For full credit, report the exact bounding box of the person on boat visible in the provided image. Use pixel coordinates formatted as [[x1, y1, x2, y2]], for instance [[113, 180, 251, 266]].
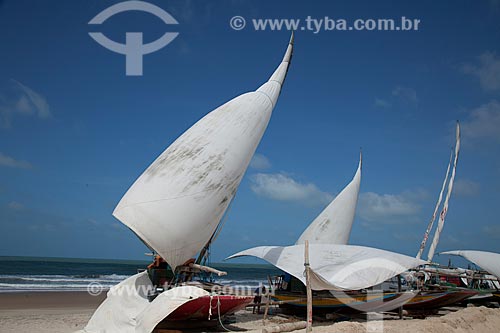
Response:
[[175, 258, 196, 284], [252, 285, 266, 314], [281, 273, 291, 291], [147, 255, 169, 287]]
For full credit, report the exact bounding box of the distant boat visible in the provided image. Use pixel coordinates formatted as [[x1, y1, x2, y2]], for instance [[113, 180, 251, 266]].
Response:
[[81, 34, 294, 333], [439, 250, 500, 304], [440, 250, 500, 280]]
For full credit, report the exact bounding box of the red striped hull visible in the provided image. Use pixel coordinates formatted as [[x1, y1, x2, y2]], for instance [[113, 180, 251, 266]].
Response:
[[166, 295, 254, 321]]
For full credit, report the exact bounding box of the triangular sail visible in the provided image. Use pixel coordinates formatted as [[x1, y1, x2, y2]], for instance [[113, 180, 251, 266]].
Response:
[[227, 244, 425, 291], [441, 250, 500, 280], [416, 150, 452, 259], [296, 153, 361, 245], [427, 122, 460, 262], [113, 35, 294, 270]]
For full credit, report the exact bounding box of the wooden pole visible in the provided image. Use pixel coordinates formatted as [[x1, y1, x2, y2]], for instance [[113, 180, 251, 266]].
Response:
[[397, 274, 403, 319], [304, 240, 313, 333], [263, 275, 273, 324], [261, 321, 307, 333]]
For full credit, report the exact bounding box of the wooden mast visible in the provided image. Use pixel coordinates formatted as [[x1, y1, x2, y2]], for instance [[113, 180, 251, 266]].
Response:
[[305, 240, 312, 333]]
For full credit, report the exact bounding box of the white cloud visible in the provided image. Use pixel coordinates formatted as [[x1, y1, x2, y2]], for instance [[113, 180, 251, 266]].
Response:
[[482, 225, 500, 239], [7, 201, 24, 210], [250, 173, 333, 206], [86, 218, 99, 226], [0, 152, 32, 169], [0, 80, 51, 128], [392, 86, 418, 105], [250, 153, 271, 170], [13, 80, 51, 119], [462, 52, 500, 91], [453, 179, 480, 197], [358, 190, 424, 223], [392, 232, 420, 242], [111, 223, 123, 230], [461, 100, 500, 142], [375, 86, 417, 110], [374, 98, 391, 108]]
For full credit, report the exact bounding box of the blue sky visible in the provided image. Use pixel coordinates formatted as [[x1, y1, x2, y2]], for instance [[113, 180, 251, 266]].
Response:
[[0, 0, 499, 266]]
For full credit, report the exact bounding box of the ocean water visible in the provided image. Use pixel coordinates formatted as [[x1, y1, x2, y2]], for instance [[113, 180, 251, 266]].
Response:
[[0, 256, 279, 292]]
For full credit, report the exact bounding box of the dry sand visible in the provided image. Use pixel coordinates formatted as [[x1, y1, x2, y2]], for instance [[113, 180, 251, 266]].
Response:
[[0, 292, 105, 333], [0, 292, 499, 333]]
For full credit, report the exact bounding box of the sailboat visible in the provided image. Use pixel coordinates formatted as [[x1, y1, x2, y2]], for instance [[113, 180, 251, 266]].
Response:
[[403, 122, 479, 313], [79, 34, 294, 333], [440, 251, 500, 280], [439, 250, 500, 303], [228, 155, 425, 313]]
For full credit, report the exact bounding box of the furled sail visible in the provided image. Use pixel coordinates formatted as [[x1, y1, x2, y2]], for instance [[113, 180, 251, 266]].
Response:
[[113, 35, 294, 270], [296, 153, 361, 245], [416, 150, 452, 260], [427, 122, 460, 262], [81, 272, 209, 333], [227, 244, 425, 291], [441, 250, 500, 280]]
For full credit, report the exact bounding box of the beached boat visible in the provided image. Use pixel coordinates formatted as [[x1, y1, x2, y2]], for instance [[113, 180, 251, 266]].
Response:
[[409, 126, 497, 309], [228, 156, 426, 313], [440, 251, 500, 280], [403, 289, 478, 311], [439, 250, 500, 304], [80, 34, 294, 333], [273, 290, 417, 313], [398, 123, 480, 311], [269, 274, 417, 313], [420, 122, 460, 263]]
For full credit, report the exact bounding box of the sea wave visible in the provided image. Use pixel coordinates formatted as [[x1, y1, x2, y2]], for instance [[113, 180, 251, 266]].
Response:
[[0, 274, 269, 292], [0, 274, 130, 283], [0, 274, 130, 291]]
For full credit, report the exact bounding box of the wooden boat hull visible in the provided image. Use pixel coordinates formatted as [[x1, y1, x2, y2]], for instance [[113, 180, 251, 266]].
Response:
[[165, 295, 253, 321], [273, 291, 415, 313], [465, 290, 500, 304], [403, 289, 477, 310]]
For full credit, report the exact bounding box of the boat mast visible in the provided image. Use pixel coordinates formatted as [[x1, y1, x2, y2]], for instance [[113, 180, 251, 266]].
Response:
[[427, 122, 460, 262], [196, 33, 295, 266], [416, 150, 452, 260]]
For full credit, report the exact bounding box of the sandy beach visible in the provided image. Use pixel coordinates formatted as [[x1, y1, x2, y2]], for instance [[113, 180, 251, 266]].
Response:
[[0, 291, 499, 333]]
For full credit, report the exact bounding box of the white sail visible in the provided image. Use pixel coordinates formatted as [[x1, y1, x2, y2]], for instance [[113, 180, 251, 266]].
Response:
[[427, 122, 460, 262], [81, 272, 209, 333], [113, 35, 294, 270], [227, 244, 425, 291], [441, 250, 500, 280], [296, 153, 361, 245], [416, 150, 452, 259]]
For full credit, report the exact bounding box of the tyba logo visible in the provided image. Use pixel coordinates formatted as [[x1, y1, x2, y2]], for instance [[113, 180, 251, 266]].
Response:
[[88, 1, 179, 76]]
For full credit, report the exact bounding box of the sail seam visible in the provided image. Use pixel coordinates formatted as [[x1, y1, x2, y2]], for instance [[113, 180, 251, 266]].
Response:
[[117, 188, 215, 209], [254, 90, 275, 108]]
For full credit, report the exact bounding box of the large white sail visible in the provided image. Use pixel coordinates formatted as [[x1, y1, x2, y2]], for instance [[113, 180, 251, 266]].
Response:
[[227, 244, 425, 291], [441, 250, 500, 280], [416, 150, 452, 260], [427, 122, 460, 262], [296, 153, 361, 245], [113, 35, 294, 270]]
